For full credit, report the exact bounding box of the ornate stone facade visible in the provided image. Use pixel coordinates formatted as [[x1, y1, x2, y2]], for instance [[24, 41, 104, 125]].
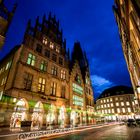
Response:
[[0, 14, 94, 129]]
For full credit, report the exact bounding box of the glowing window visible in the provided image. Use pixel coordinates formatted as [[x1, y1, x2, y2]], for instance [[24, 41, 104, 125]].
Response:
[[0, 91, 3, 100], [128, 108, 131, 112], [43, 37, 47, 45], [126, 102, 130, 106], [61, 70, 66, 80], [117, 108, 120, 113], [122, 108, 125, 113], [116, 102, 119, 106], [112, 109, 114, 113], [40, 61, 47, 72], [27, 53, 36, 66], [121, 102, 124, 106], [50, 42, 54, 49], [73, 95, 83, 106], [38, 78, 46, 93]]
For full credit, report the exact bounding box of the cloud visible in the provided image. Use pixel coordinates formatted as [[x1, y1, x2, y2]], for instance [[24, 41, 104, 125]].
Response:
[[91, 75, 115, 100]]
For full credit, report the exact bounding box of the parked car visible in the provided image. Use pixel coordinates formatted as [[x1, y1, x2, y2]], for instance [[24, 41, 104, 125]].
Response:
[[127, 119, 137, 127], [135, 119, 140, 126]]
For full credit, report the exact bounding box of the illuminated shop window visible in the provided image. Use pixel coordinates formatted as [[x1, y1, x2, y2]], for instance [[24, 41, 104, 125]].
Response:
[[27, 53, 36, 66], [121, 102, 124, 106], [24, 72, 33, 90], [61, 70, 66, 79], [73, 95, 83, 106], [42, 37, 47, 45], [50, 82, 57, 96], [122, 108, 125, 113], [116, 102, 119, 106], [13, 98, 17, 103], [0, 91, 3, 100], [117, 108, 120, 113], [50, 42, 54, 49], [51, 66, 57, 76], [126, 101, 130, 106], [40, 60, 47, 72], [128, 108, 131, 112], [72, 83, 83, 94], [38, 78, 46, 93]]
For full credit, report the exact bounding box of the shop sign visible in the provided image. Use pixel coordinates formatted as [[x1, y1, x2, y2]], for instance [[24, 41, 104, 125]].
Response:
[[18, 127, 73, 140]]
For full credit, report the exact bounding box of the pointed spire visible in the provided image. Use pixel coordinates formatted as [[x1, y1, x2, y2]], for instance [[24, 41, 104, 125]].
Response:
[[12, 2, 17, 14], [57, 20, 59, 28], [68, 48, 70, 60], [36, 16, 39, 24], [25, 19, 31, 33], [49, 12, 51, 19], [63, 38, 66, 50], [43, 14, 46, 21]]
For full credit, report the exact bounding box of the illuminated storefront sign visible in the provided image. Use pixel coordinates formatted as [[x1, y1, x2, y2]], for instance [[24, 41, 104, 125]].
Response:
[[72, 83, 83, 94], [73, 95, 83, 106]]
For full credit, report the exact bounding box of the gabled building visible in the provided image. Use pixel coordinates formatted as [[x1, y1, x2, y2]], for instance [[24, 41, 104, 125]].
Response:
[[70, 42, 94, 125], [0, 0, 16, 49], [0, 14, 94, 130]]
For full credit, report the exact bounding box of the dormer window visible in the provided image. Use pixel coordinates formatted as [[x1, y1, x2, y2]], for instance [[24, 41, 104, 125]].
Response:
[[42, 37, 47, 45], [75, 74, 81, 84], [56, 46, 60, 53], [50, 42, 54, 49]]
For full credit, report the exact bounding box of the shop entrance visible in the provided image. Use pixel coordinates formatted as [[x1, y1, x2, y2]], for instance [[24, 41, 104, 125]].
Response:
[[58, 106, 65, 128], [31, 101, 44, 130], [10, 98, 28, 130]]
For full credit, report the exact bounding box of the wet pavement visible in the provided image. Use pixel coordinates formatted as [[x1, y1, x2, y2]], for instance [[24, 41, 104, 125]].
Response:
[[47, 125, 140, 140], [1, 124, 140, 140]]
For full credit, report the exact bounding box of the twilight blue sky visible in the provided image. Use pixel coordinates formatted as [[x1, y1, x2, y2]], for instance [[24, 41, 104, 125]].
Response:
[[0, 0, 132, 100]]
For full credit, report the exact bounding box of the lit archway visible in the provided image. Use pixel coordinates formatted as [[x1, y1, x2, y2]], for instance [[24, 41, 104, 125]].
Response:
[[10, 98, 28, 129], [58, 106, 66, 128], [31, 101, 44, 130], [46, 104, 56, 129]]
